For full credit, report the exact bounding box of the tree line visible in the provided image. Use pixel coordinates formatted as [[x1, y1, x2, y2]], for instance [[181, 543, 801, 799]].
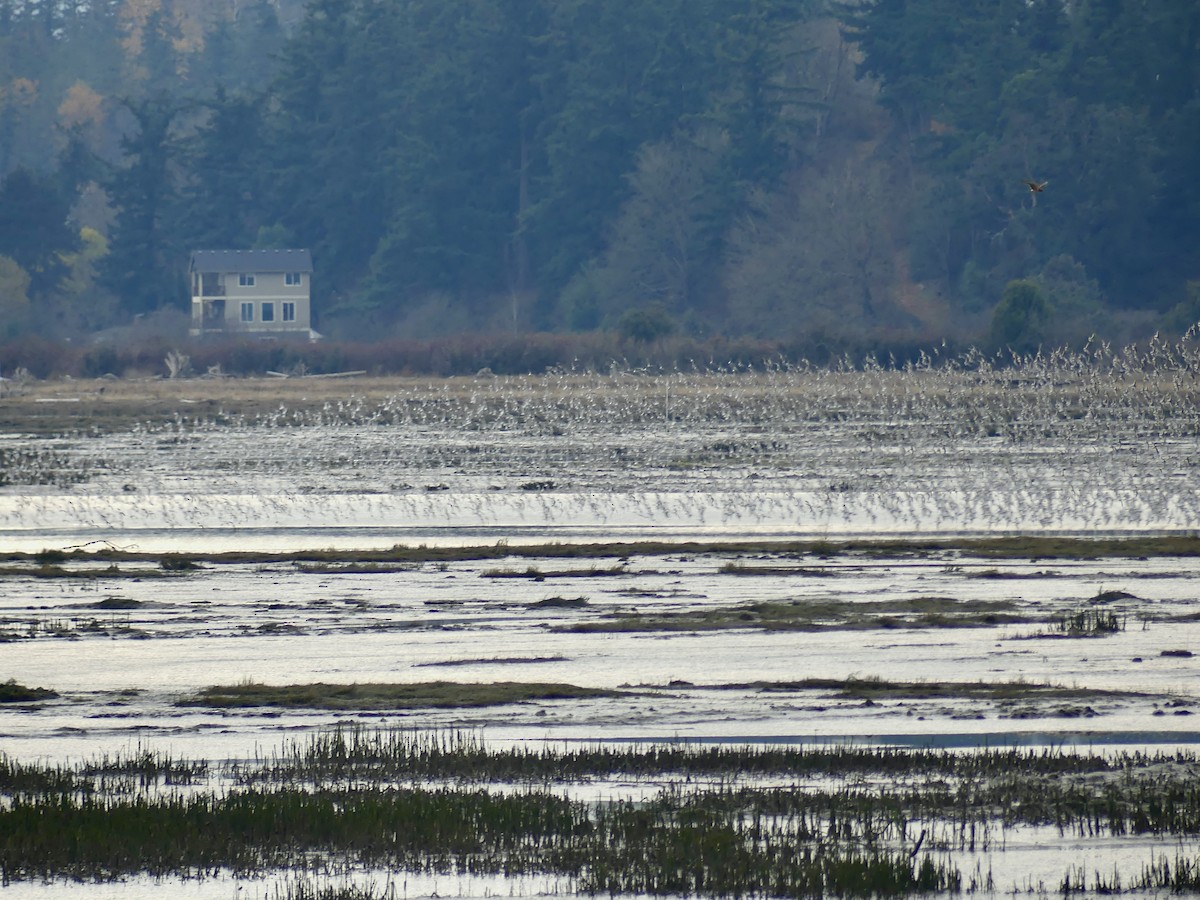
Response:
[[0, 0, 1196, 354]]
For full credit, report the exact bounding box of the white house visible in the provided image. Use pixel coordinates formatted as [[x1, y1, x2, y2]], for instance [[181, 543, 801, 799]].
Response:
[[189, 249, 316, 339]]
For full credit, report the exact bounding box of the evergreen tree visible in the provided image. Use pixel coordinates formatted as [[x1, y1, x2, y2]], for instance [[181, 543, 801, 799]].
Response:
[[363, 0, 547, 315], [530, 0, 722, 297], [178, 87, 266, 249], [101, 95, 184, 315], [193, 0, 285, 96], [264, 0, 366, 297], [708, 0, 816, 186], [236, 0, 285, 90], [0, 167, 79, 295]]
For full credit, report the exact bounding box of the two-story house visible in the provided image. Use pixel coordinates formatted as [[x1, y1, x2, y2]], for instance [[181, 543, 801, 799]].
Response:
[[189, 249, 316, 339]]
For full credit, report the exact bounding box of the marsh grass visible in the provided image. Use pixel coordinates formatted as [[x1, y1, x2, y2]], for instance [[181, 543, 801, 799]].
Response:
[[3, 729, 1200, 892], [178, 681, 628, 711], [243, 726, 1127, 784], [6, 536, 1200, 570], [294, 563, 419, 574], [714, 676, 1147, 703], [955, 535, 1200, 559], [0, 779, 960, 893], [78, 747, 209, 787], [0, 746, 205, 798], [560, 596, 1025, 633], [718, 562, 833, 576], [0, 614, 139, 641], [481, 564, 628, 579], [1015, 608, 1128, 639], [1136, 852, 1200, 891], [0, 563, 179, 580], [1055, 609, 1126, 635], [271, 878, 399, 900]]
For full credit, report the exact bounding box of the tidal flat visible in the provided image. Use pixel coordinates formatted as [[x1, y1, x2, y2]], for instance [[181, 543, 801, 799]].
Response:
[[2, 349, 1200, 896], [2, 543, 1199, 754]]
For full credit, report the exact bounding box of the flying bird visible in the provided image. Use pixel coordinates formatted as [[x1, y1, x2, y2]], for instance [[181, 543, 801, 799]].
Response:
[[1021, 179, 1048, 206]]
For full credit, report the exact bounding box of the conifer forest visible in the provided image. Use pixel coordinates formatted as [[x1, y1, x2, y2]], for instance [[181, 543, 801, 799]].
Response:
[[0, 0, 1197, 359]]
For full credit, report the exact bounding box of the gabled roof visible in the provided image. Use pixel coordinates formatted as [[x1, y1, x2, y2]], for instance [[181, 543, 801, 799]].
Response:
[[190, 249, 313, 273]]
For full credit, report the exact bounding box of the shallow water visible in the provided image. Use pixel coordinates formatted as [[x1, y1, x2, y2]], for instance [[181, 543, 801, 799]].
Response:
[[3, 369, 1200, 896], [1, 551, 1198, 759]]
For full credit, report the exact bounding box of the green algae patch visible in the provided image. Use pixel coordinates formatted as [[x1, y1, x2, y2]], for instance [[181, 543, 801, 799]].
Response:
[[179, 680, 627, 711]]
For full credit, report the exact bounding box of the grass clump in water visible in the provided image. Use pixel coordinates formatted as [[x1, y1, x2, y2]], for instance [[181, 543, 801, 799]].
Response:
[[159, 554, 202, 571], [271, 878, 400, 900], [1055, 608, 1126, 635], [0, 679, 57, 703], [1015, 608, 1128, 639]]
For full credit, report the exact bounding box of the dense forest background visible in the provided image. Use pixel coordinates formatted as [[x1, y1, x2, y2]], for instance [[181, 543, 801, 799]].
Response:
[[0, 0, 1198, 362]]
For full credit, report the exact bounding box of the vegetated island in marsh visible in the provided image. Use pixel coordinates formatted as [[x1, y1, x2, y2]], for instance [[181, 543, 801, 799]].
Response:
[[6, 534, 1200, 569], [557, 595, 1027, 633], [7, 535, 1200, 571], [0, 562, 182, 579], [695, 677, 1177, 720], [170, 677, 1184, 723], [557, 596, 1149, 636], [705, 676, 1152, 704], [178, 681, 630, 711], [5, 727, 1200, 894]]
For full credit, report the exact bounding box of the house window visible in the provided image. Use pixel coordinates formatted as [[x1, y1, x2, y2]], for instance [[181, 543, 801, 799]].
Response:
[[239, 273, 256, 287], [285, 272, 303, 286], [261, 302, 275, 322], [240, 302, 254, 322], [282, 302, 296, 322]]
